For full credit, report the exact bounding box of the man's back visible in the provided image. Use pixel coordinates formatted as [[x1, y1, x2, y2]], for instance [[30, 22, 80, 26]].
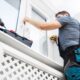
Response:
[[57, 16, 80, 50]]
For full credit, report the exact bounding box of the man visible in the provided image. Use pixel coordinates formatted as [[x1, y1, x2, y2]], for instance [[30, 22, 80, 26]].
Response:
[[23, 11, 80, 80]]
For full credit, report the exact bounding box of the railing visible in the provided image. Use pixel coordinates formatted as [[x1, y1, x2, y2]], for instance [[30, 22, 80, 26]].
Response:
[[0, 30, 64, 80]]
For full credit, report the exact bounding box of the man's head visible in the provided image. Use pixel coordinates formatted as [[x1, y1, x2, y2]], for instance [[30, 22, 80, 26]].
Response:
[[55, 11, 70, 18]]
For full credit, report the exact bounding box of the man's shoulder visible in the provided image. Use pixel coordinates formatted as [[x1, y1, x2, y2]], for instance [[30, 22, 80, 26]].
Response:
[[57, 16, 71, 26]]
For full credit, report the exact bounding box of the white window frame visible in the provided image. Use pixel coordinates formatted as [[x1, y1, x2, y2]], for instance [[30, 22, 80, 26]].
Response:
[[31, 4, 49, 56], [17, 0, 29, 35], [31, 3, 49, 21]]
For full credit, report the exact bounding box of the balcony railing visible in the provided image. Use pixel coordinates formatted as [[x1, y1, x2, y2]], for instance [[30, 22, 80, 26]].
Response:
[[0, 30, 64, 80]]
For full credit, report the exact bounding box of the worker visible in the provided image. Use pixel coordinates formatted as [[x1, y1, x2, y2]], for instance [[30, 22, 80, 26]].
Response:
[[23, 11, 80, 80]]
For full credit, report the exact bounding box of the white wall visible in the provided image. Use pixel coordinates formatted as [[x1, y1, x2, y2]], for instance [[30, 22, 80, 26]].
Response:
[[52, 0, 80, 19], [62, 0, 80, 21]]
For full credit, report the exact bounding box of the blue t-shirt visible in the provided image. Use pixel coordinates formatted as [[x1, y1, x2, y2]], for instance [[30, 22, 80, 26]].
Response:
[[57, 16, 80, 50]]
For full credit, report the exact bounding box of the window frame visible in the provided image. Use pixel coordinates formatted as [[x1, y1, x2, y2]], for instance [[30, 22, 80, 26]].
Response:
[[31, 4, 49, 56]]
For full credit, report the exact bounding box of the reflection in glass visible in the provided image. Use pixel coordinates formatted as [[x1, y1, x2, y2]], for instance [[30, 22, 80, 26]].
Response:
[[0, 0, 21, 31]]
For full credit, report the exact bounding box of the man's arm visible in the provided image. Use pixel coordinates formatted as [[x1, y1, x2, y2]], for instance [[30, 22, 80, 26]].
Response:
[[23, 18, 62, 30]]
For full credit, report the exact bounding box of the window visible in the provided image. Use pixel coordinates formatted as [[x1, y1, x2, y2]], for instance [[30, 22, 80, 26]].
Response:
[[32, 8, 46, 22], [30, 8, 48, 56], [0, 0, 21, 31]]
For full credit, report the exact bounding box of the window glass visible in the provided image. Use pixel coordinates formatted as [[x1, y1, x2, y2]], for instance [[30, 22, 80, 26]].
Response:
[[30, 9, 48, 56], [0, 0, 21, 31]]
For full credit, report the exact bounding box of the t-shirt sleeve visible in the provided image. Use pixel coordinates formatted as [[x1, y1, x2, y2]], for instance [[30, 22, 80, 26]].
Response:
[[57, 16, 70, 26]]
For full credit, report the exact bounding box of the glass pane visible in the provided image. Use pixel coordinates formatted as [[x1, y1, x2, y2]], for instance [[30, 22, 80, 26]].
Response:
[[30, 9, 48, 56], [0, 0, 21, 31]]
